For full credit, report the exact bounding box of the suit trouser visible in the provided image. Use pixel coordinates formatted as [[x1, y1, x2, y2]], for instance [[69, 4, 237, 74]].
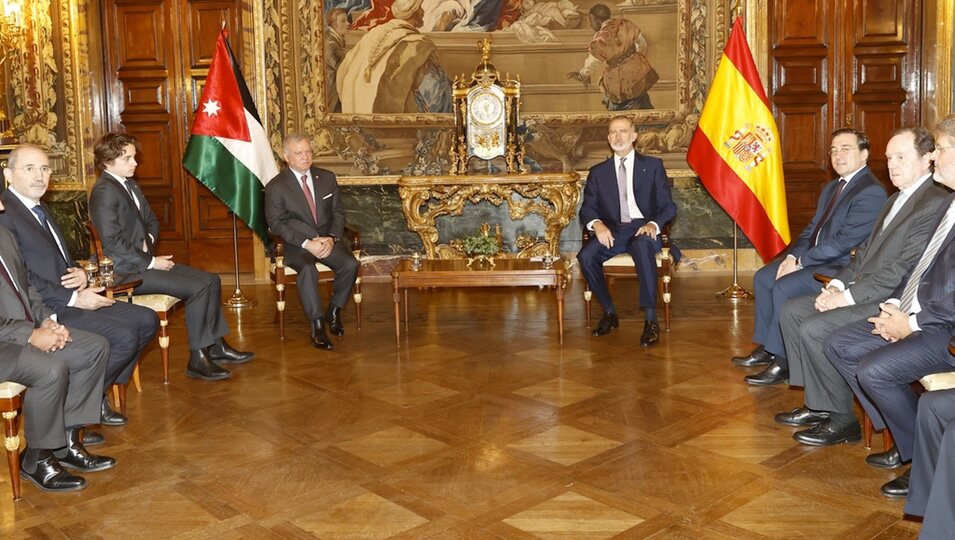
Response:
[[136, 264, 228, 350], [826, 322, 955, 460], [0, 329, 108, 449], [781, 296, 880, 413], [287, 242, 359, 323], [60, 301, 158, 386], [752, 261, 838, 359], [576, 220, 660, 315], [905, 389, 955, 540]]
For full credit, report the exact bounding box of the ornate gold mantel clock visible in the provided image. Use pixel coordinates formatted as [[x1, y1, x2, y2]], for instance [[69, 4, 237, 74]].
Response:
[[449, 38, 527, 174]]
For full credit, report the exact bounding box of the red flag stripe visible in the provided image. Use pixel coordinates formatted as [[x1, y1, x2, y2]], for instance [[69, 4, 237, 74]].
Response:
[[722, 19, 771, 109], [688, 130, 788, 258]]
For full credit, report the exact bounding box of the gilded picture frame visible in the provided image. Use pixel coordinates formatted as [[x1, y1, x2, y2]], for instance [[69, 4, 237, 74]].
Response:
[[263, 0, 728, 175]]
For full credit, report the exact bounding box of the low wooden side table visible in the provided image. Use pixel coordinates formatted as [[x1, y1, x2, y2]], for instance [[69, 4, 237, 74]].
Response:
[[391, 258, 568, 346]]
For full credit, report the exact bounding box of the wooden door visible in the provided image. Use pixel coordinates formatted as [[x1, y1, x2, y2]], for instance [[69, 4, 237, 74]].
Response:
[[769, 0, 922, 234], [101, 0, 252, 272]]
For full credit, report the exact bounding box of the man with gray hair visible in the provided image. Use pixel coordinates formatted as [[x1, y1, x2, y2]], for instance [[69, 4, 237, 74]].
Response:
[[265, 134, 359, 350]]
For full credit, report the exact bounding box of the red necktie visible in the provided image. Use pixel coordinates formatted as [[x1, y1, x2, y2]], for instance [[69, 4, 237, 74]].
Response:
[[301, 175, 317, 223]]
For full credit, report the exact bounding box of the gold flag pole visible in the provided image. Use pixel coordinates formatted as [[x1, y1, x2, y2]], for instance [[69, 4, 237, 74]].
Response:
[[717, 223, 753, 299], [223, 211, 256, 308]]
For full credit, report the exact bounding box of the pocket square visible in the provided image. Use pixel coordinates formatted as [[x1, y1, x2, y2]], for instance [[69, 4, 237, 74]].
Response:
[[322, 193, 333, 200]]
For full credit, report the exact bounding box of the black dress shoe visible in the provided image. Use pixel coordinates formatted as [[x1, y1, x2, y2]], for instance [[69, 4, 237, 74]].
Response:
[[640, 320, 660, 346], [83, 430, 105, 447], [186, 349, 231, 381], [325, 305, 345, 337], [207, 339, 255, 364], [744, 362, 789, 386], [793, 419, 862, 446], [19, 448, 86, 492], [774, 406, 830, 427], [592, 312, 619, 337], [100, 396, 128, 426], [881, 469, 910, 498], [55, 428, 116, 472], [311, 318, 334, 350], [732, 346, 776, 367], [866, 446, 904, 469]]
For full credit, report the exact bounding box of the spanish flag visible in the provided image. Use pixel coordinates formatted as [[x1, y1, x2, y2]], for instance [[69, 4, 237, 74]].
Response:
[[687, 18, 790, 261]]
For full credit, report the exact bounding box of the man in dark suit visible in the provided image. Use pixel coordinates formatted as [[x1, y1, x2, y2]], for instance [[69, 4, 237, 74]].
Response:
[[576, 115, 678, 346], [265, 134, 359, 350], [0, 213, 114, 493], [733, 128, 887, 385], [823, 117, 955, 498], [906, 384, 955, 538], [775, 128, 948, 446], [0, 144, 158, 428], [88, 133, 253, 381]]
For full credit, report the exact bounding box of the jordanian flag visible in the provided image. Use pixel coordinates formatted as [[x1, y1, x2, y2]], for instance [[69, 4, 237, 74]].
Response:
[[183, 30, 278, 244], [687, 18, 790, 261]]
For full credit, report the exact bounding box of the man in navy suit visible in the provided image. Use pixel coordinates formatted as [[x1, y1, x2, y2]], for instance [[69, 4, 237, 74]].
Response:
[[733, 128, 887, 385], [906, 382, 955, 538], [265, 134, 359, 350], [577, 115, 678, 346], [0, 144, 158, 429], [823, 117, 955, 499]]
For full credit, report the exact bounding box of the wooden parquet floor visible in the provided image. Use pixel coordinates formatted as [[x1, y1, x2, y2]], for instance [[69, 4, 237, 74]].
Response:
[[1, 275, 923, 539]]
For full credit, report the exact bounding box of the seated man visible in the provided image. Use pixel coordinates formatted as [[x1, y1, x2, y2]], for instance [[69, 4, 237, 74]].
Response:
[[0, 144, 159, 427], [0, 220, 114, 493], [822, 117, 955, 496], [732, 128, 886, 385], [776, 128, 947, 445], [576, 115, 677, 346], [906, 385, 955, 538], [89, 133, 253, 381], [265, 134, 359, 350]]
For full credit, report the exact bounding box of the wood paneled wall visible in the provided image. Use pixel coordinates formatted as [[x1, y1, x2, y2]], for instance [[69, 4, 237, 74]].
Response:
[[769, 0, 922, 234], [100, 0, 253, 272]]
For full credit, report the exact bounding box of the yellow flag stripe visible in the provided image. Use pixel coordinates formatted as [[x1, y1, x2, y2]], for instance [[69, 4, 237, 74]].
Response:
[[697, 54, 790, 244]]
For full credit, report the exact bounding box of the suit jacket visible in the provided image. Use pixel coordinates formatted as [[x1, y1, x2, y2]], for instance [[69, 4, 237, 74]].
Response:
[[895, 193, 955, 333], [264, 166, 346, 257], [0, 226, 54, 345], [88, 172, 160, 275], [831, 179, 949, 305], [787, 166, 887, 268], [578, 152, 677, 231], [0, 189, 80, 313]]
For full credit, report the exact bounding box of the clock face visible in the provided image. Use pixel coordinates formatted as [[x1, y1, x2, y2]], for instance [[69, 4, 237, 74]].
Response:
[[470, 91, 504, 126]]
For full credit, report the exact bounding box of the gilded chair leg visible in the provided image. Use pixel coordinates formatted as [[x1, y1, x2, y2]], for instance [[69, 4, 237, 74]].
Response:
[[863, 413, 873, 450], [132, 364, 142, 393], [583, 288, 592, 328], [116, 383, 128, 415], [662, 274, 672, 332], [158, 315, 170, 384], [276, 283, 286, 340], [3, 410, 21, 501], [883, 428, 894, 452], [354, 276, 362, 330], [111, 385, 121, 410]]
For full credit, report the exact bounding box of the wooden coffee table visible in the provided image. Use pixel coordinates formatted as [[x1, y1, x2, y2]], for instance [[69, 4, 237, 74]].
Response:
[[391, 258, 568, 346]]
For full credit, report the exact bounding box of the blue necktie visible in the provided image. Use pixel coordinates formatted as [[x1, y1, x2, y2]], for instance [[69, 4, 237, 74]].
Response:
[[32, 205, 67, 262]]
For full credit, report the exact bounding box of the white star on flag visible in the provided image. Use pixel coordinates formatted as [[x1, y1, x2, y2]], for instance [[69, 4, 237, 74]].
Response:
[[202, 99, 221, 117]]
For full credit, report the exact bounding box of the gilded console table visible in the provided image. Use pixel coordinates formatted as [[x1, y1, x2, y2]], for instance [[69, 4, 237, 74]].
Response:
[[397, 172, 582, 259]]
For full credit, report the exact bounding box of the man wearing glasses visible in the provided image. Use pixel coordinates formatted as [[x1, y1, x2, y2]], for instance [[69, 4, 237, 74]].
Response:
[[731, 128, 887, 385]]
